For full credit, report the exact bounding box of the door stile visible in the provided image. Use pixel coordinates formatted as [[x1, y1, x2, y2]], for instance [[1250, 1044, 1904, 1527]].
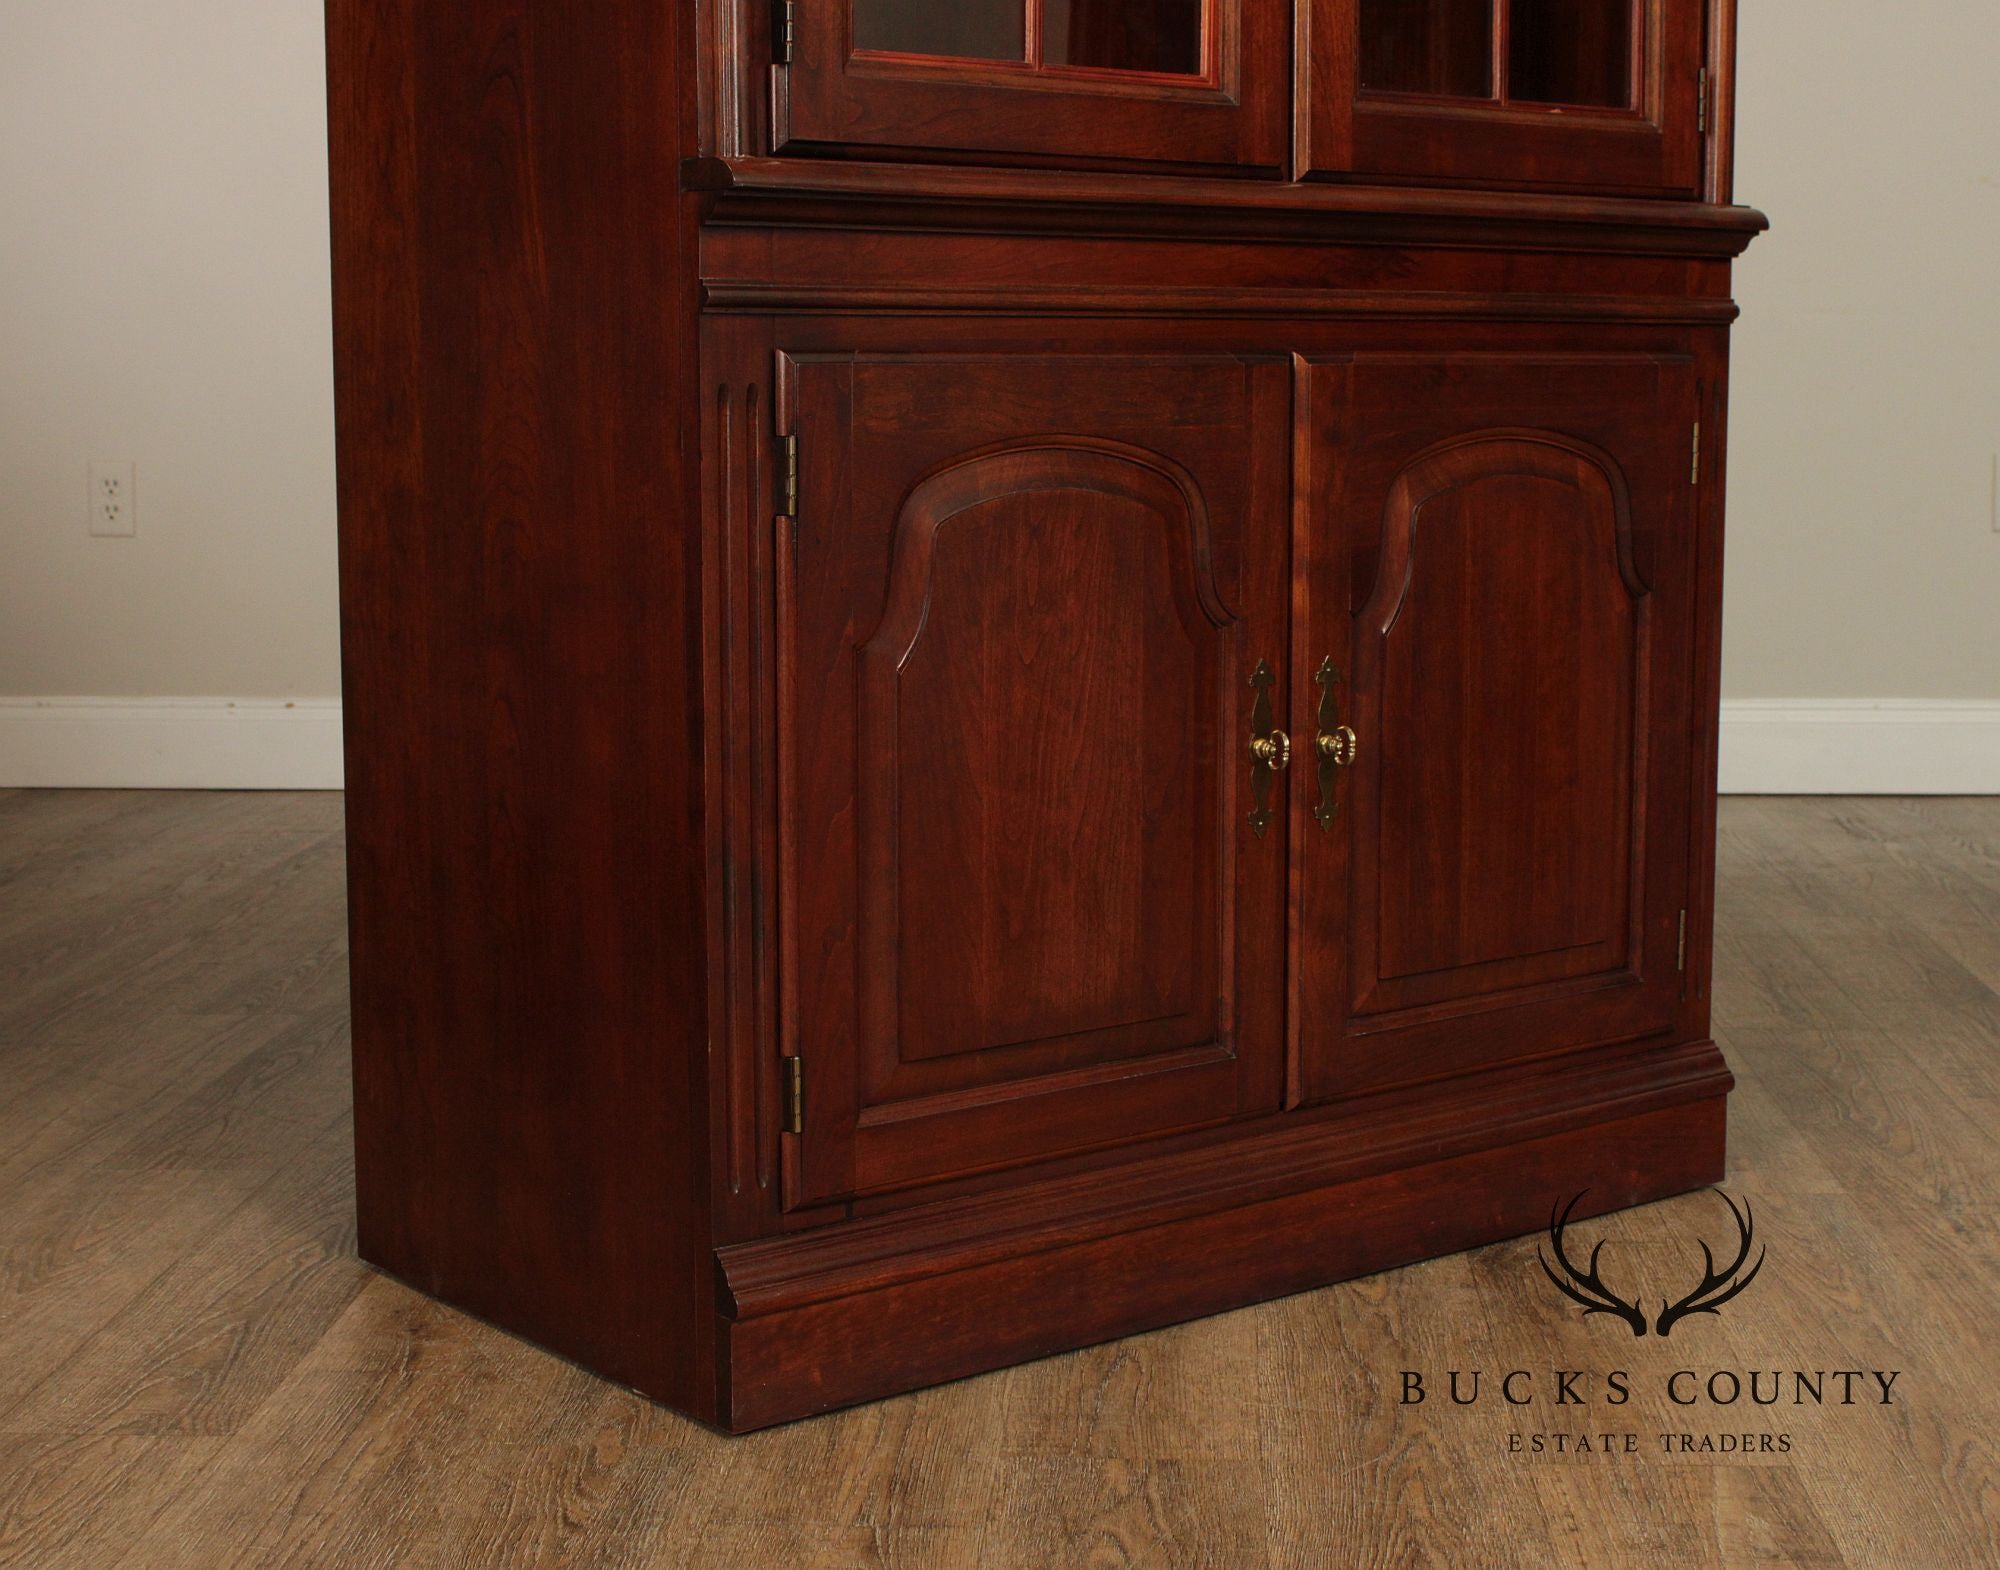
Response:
[[1292, 354, 1356, 1110]]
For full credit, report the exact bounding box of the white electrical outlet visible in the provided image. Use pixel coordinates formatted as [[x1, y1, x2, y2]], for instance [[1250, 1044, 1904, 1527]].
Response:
[[89, 461, 137, 537]]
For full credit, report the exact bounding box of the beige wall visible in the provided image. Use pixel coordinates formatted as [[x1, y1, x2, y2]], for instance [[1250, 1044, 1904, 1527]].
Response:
[[0, 0, 339, 700], [0, 3, 1994, 710], [1726, 3, 2000, 700]]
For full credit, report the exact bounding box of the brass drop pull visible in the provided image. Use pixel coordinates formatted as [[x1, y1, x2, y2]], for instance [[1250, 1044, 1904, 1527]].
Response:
[[1247, 660, 1288, 837], [1317, 727, 1358, 767], [1251, 731, 1292, 770], [1312, 656, 1359, 831]]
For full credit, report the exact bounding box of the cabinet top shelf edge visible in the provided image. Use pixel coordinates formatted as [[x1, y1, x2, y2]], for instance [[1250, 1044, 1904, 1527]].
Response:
[[686, 158, 1768, 259]]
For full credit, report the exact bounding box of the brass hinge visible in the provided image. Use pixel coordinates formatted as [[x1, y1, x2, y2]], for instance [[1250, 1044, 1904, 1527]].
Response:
[[781, 1055, 804, 1134], [1691, 422, 1702, 485], [777, 433, 798, 518], [1677, 910, 1688, 971], [1698, 69, 1709, 134], [772, 0, 796, 65]]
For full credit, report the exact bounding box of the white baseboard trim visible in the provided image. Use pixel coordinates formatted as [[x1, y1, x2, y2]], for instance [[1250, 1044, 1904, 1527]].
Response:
[[1, 697, 1994, 796], [1718, 700, 2000, 795], [0, 698, 345, 790]]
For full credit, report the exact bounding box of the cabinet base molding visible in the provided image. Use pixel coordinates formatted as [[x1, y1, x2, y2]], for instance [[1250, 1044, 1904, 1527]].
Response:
[[713, 1038, 1730, 1431]]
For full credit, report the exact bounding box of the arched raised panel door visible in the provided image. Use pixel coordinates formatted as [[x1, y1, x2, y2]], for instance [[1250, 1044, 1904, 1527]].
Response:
[[1298, 353, 1700, 1101], [1357, 431, 1646, 1015], [782, 353, 1290, 1205], [859, 447, 1229, 1077]]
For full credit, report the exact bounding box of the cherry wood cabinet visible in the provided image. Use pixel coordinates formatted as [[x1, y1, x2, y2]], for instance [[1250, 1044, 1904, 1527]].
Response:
[[328, 0, 1762, 1430]]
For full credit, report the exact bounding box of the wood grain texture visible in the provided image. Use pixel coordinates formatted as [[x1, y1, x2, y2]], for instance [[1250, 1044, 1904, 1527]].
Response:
[[1, 793, 1995, 1564], [1366, 436, 1639, 991], [326, 0, 716, 1415], [1298, 350, 1699, 1101], [779, 354, 1290, 1204]]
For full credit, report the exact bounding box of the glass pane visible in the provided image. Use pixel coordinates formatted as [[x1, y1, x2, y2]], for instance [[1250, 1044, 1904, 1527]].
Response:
[[1508, 0, 1634, 107], [853, 0, 1025, 61], [1359, 0, 1494, 98], [1043, 0, 1205, 75]]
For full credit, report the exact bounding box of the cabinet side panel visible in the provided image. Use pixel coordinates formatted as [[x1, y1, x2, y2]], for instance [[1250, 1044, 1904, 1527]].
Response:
[[326, 0, 714, 1416]]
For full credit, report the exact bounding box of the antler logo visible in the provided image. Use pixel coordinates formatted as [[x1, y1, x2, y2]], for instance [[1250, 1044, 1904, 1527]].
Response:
[[1539, 1189, 1766, 1338], [1539, 1192, 1651, 1336]]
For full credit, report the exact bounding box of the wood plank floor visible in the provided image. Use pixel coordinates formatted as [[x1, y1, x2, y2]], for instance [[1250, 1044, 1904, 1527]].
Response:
[[1, 791, 1996, 1568]]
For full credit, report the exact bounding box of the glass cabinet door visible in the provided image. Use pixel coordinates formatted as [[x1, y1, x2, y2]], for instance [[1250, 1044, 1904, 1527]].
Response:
[[1308, 0, 1705, 192], [775, 0, 1288, 171]]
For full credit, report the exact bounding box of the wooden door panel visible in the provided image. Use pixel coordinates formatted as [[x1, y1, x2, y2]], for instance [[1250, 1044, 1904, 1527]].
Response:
[[1300, 352, 1697, 1101], [1303, 0, 1705, 194], [785, 353, 1290, 1204], [863, 447, 1220, 1086], [775, 0, 1289, 171], [1362, 435, 1641, 1013]]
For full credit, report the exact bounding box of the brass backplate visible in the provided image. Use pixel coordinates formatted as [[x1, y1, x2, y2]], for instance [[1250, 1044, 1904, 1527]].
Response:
[[1312, 656, 1349, 831], [1248, 660, 1284, 837]]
